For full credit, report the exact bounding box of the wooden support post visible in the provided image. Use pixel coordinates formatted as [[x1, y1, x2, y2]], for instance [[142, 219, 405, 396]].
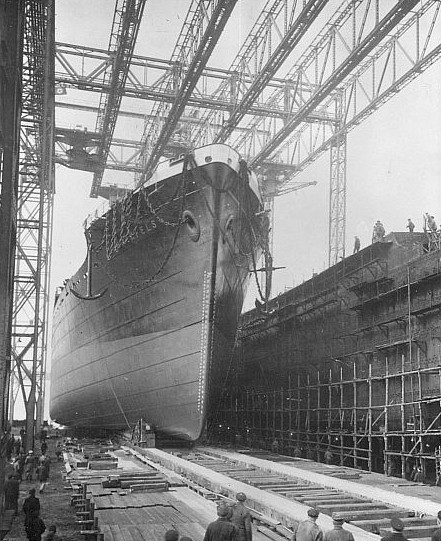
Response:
[[401, 354, 406, 479], [317, 369, 321, 461], [297, 373, 301, 449], [306, 373, 311, 457], [368, 359, 373, 472], [384, 356, 389, 475], [328, 367, 332, 449], [280, 387, 284, 452], [340, 365, 344, 466], [353, 360, 357, 469]]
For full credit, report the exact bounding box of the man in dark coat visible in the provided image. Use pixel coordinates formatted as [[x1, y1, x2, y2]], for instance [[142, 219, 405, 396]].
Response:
[[292, 508, 323, 541], [4, 473, 20, 514], [25, 514, 46, 541], [204, 504, 237, 541], [23, 488, 41, 524], [324, 516, 354, 541], [228, 493, 252, 541], [380, 518, 406, 541]]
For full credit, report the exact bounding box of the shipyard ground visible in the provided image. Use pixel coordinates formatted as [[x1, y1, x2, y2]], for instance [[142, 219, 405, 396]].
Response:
[[3, 438, 441, 541]]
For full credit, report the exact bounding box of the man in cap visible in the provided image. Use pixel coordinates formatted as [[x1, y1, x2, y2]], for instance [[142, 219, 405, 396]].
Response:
[[431, 510, 441, 541], [292, 508, 323, 541], [324, 515, 354, 541], [380, 518, 406, 541], [24, 450, 36, 481], [228, 493, 252, 541], [204, 504, 237, 541], [164, 530, 179, 541]]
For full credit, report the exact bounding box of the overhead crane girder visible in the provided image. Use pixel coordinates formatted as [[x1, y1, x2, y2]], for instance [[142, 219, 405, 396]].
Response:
[[90, 0, 147, 198], [250, 0, 420, 167], [138, 0, 239, 184], [272, 0, 441, 180]]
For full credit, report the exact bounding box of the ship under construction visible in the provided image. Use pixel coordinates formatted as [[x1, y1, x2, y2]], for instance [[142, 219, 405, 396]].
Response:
[[214, 230, 441, 484], [3, 0, 441, 511]]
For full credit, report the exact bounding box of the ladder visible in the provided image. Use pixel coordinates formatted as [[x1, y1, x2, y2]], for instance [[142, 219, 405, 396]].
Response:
[[435, 446, 441, 486]]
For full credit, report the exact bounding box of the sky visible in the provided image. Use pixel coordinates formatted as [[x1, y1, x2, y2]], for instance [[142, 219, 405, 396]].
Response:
[[50, 0, 441, 310]]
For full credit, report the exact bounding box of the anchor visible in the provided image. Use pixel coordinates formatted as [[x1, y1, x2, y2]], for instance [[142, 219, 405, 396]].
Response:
[[252, 252, 285, 316], [71, 231, 107, 301]]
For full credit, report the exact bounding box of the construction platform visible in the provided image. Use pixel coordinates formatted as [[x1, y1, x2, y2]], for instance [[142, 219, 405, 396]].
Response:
[[212, 232, 441, 483]]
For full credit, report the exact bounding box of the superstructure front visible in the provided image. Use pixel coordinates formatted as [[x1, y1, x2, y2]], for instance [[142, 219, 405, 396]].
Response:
[[50, 144, 265, 441]]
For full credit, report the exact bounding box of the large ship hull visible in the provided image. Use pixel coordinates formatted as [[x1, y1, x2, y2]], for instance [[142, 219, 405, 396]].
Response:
[[50, 145, 265, 441]]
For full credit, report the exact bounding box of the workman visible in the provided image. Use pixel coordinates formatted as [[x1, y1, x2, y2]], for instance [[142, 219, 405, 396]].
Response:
[[380, 518, 406, 541], [413, 467, 425, 483], [353, 236, 360, 254], [25, 514, 46, 541], [292, 508, 323, 541], [23, 488, 40, 523], [24, 450, 36, 481], [324, 516, 354, 541], [324, 448, 334, 465], [228, 493, 252, 541], [37, 453, 50, 493], [164, 530, 179, 541], [43, 525, 61, 541], [203, 504, 237, 541], [431, 510, 441, 541], [407, 219, 415, 232], [4, 473, 20, 515]]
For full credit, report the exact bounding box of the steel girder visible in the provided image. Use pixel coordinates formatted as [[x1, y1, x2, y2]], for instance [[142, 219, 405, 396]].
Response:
[[213, 0, 329, 143], [248, 0, 421, 166], [90, 0, 147, 198], [137, 0, 238, 184], [53, 2, 441, 183], [11, 0, 55, 450], [54, 43, 320, 118], [263, 0, 441, 190]]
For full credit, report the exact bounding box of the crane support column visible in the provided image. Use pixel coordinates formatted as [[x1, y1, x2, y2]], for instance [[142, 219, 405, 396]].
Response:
[[328, 94, 347, 267], [0, 0, 24, 498]]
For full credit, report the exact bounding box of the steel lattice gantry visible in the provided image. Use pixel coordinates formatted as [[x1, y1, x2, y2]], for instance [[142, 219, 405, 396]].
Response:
[[0, 0, 24, 494], [53, 0, 441, 264], [90, 0, 147, 198], [10, 0, 55, 451]]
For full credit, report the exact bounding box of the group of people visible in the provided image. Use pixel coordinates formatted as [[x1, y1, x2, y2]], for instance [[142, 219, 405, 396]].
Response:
[[3, 435, 55, 541], [12, 448, 51, 492], [291, 508, 353, 541], [291, 507, 441, 541], [22, 487, 60, 541], [372, 220, 386, 243], [351, 212, 438, 254], [204, 492, 252, 541], [165, 492, 252, 541]]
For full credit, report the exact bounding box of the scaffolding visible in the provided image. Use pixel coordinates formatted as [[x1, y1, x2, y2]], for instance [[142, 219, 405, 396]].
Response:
[[215, 235, 441, 482]]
